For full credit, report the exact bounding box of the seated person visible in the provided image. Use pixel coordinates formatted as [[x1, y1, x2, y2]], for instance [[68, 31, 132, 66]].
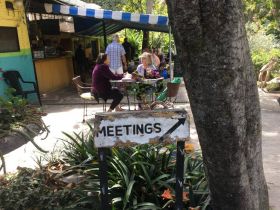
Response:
[[134, 52, 161, 110], [91, 53, 124, 112], [136, 52, 160, 79]]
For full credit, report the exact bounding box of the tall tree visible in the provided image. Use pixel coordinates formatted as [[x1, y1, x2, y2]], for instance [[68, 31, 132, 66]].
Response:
[[84, 0, 124, 10], [166, 0, 269, 209], [142, 0, 154, 49]]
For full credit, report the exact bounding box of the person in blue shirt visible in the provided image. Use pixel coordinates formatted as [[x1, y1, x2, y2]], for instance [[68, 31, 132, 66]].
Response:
[[106, 34, 127, 75]]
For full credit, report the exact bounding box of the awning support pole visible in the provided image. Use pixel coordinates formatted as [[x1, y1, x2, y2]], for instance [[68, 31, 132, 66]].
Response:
[[102, 21, 107, 49], [168, 25, 173, 80], [25, 0, 42, 106]]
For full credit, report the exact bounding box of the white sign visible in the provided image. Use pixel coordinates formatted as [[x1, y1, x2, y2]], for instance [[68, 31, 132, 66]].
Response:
[[93, 109, 189, 148], [59, 17, 75, 33]]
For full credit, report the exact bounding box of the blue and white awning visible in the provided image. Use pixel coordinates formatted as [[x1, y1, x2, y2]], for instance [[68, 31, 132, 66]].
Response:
[[44, 3, 169, 26]]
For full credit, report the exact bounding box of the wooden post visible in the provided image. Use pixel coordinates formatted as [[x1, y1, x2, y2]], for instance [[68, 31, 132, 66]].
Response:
[[175, 141, 185, 210], [98, 148, 110, 210], [169, 25, 173, 80], [102, 21, 107, 49], [24, 3, 42, 106]]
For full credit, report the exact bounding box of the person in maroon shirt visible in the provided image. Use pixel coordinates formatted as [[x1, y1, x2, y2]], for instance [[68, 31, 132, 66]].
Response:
[[92, 53, 124, 112]]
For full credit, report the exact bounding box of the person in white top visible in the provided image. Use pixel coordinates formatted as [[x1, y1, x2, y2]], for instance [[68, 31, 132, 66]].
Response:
[[136, 52, 157, 78]]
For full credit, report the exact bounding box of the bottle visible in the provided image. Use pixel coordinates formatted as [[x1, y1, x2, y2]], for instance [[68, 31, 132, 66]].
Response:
[[162, 68, 168, 79]]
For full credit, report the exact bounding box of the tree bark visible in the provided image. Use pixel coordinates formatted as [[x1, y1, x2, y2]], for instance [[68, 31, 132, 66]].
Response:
[[142, 30, 150, 50], [166, 1, 269, 209], [142, 0, 154, 49]]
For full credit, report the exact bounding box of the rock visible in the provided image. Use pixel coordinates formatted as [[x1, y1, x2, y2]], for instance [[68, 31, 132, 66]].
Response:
[[0, 123, 42, 155], [60, 174, 85, 184], [267, 77, 280, 84]]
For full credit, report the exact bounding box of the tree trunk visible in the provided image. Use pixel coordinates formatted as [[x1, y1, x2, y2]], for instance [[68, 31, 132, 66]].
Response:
[[166, 1, 269, 210], [142, 31, 150, 49], [142, 0, 154, 49]]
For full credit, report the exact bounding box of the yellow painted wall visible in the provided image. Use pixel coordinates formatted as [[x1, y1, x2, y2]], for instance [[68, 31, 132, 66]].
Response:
[[35, 57, 74, 93], [0, 0, 38, 101], [0, 0, 31, 51]]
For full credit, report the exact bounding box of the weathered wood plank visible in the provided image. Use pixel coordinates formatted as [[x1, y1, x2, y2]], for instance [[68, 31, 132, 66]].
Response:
[[93, 109, 190, 148]]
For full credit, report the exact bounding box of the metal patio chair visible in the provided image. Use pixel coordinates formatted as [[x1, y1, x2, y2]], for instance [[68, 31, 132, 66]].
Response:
[[3, 70, 38, 98], [150, 82, 181, 109], [72, 76, 106, 122]]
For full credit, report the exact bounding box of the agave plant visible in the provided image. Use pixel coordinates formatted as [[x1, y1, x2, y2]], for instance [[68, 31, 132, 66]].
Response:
[[108, 144, 176, 209], [184, 151, 210, 209], [57, 126, 210, 210]]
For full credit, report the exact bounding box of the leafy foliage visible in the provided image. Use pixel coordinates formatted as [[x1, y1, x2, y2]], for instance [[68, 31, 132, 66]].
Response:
[[0, 167, 100, 210], [84, 0, 124, 10], [85, 0, 171, 54], [0, 88, 49, 173], [0, 88, 47, 138], [109, 144, 176, 209], [266, 82, 280, 91], [0, 89, 28, 133], [57, 129, 209, 209], [251, 48, 280, 72], [0, 127, 210, 209], [120, 29, 143, 58], [246, 23, 280, 76], [243, 0, 280, 39], [247, 23, 280, 52]]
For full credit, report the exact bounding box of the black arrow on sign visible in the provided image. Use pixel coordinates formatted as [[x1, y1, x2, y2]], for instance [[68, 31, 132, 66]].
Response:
[[159, 118, 186, 142]]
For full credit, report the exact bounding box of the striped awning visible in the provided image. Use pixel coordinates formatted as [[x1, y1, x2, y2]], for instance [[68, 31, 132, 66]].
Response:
[[44, 3, 169, 27]]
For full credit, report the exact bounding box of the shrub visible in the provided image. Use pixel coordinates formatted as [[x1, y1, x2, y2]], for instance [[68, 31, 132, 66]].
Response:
[[251, 48, 280, 72], [0, 88, 49, 174], [0, 88, 47, 138], [60, 129, 210, 210], [247, 28, 279, 53], [0, 167, 100, 210], [266, 83, 280, 92], [0, 127, 210, 209], [246, 24, 280, 77]]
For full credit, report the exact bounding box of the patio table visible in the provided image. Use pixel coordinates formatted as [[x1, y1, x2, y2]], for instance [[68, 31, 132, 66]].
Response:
[[110, 78, 164, 110]]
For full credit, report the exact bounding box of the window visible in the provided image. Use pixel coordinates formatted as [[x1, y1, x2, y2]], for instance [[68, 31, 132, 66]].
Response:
[[0, 27, 20, 53]]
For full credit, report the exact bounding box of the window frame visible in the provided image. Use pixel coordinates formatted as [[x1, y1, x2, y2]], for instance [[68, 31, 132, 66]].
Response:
[[0, 26, 20, 53]]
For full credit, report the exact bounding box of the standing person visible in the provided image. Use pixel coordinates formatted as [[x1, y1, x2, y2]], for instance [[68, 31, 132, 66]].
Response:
[[106, 34, 127, 75], [151, 47, 161, 68], [75, 44, 87, 82], [122, 37, 132, 62], [91, 53, 124, 112], [156, 48, 166, 69]]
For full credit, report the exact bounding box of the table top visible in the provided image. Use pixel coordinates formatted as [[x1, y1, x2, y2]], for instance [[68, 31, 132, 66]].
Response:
[[110, 77, 164, 84]]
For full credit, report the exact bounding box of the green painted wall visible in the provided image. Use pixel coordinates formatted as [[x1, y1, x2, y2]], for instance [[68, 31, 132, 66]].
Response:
[[0, 49, 38, 102]]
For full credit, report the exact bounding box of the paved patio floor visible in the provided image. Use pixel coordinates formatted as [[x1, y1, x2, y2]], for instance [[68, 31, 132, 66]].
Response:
[[2, 87, 280, 209]]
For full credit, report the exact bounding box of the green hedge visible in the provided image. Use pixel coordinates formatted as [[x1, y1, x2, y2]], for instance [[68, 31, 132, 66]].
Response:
[[251, 48, 280, 73]]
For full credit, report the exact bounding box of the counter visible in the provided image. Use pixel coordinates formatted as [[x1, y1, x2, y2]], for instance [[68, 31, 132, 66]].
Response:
[[34, 56, 74, 93]]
